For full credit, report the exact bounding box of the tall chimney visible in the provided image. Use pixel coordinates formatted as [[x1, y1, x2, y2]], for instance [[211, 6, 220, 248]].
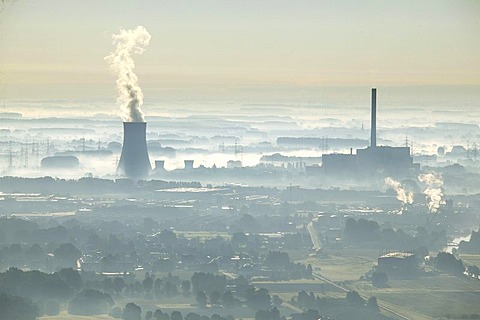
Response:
[[117, 122, 151, 180], [371, 88, 377, 148]]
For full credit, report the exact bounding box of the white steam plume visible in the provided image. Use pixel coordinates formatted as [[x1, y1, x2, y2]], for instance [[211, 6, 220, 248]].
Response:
[[105, 26, 151, 122], [418, 173, 444, 213], [385, 177, 414, 205]]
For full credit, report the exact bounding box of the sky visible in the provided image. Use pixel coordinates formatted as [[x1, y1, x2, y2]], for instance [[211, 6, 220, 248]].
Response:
[[0, 0, 479, 102]]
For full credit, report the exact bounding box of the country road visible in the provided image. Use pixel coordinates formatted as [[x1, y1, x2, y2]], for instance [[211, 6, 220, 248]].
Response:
[[306, 222, 322, 251]]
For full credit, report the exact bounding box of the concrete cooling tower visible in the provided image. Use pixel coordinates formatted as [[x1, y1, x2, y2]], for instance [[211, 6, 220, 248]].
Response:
[[117, 122, 152, 180]]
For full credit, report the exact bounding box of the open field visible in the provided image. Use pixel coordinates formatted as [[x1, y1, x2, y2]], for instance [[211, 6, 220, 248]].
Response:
[[460, 254, 480, 267], [302, 251, 480, 319], [368, 275, 480, 319], [302, 251, 378, 282], [40, 311, 115, 320], [252, 279, 333, 293]]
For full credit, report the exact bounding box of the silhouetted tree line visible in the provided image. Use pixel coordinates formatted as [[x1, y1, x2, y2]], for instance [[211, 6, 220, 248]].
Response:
[[434, 252, 465, 275], [108, 303, 237, 320], [294, 290, 389, 320], [0, 293, 39, 320], [0, 176, 201, 195], [344, 218, 447, 251], [459, 228, 480, 254]]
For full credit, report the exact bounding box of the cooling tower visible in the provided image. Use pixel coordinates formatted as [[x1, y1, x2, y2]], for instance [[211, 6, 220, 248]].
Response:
[[117, 122, 152, 180]]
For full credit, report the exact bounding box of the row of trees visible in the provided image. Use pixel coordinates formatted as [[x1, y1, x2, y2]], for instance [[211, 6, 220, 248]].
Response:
[[294, 290, 386, 320], [344, 218, 447, 252], [109, 302, 236, 320]]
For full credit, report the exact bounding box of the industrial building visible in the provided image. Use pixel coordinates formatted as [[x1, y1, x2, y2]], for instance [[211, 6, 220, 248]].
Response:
[[322, 88, 419, 177], [377, 251, 417, 276]]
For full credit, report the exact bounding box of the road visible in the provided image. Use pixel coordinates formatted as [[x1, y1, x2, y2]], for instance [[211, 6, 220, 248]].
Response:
[[312, 273, 416, 320], [306, 222, 321, 251], [306, 221, 427, 320]]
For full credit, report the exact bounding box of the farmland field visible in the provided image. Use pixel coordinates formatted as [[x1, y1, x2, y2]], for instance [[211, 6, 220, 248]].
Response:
[[40, 312, 115, 320], [301, 250, 480, 319], [460, 254, 480, 267]]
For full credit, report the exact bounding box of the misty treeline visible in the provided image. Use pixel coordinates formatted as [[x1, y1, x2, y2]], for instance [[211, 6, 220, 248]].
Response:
[[341, 218, 480, 280], [0, 176, 201, 194], [343, 218, 447, 253], [290, 290, 388, 320], [0, 266, 391, 320], [0, 216, 312, 281], [0, 267, 287, 320]]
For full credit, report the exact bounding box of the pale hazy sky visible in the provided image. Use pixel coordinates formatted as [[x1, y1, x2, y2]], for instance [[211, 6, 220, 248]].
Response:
[[1, 0, 479, 101]]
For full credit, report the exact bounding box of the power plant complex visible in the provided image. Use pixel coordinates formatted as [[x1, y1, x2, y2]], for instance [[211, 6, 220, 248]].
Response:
[[115, 88, 418, 180], [321, 88, 418, 177]]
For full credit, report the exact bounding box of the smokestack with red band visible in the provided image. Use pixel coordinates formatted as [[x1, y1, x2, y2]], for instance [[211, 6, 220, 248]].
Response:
[[371, 88, 377, 148], [117, 122, 151, 180]]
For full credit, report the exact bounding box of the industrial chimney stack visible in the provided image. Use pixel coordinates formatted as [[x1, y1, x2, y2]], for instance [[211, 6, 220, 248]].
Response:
[[371, 88, 377, 148], [117, 122, 152, 180]]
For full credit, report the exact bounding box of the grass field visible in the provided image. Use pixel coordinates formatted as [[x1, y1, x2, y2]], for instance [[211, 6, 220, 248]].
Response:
[[300, 250, 480, 320], [460, 253, 480, 267], [40, 311, 115, 320], [302, 251, 377, 282], [253, 278, 336, 294]]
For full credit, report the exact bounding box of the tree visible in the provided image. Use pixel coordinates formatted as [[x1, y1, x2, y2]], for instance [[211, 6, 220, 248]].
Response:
[[145, 311, 153, 320], [53, 243, 82, 269], [110, 307, 122, 318], [303, 309, 321, 320], [185, 313, 201, 320], [0, 293, 38, 320], [467, 265, 480, 279], [246, 288, 271, 310], [210, 291, 221, 306], [143, 276, 154, 292], [69, 289, 114, 316], [171, 311, 183, 320], [222, 290, 235, 307], [371, 271, 388, 288], [181, 280, 191, 295], [367, 296, 379, 312], [196, 291, 207, 307], [113, 277, 126, 295], [255, 307, 280, 320], [123, 302, 141, 320], [231, 232, 248, 247], [56, 268, 83, 291], [272, 295, 283, 307], [346, 290, 364, 306], [153, 309, 163, 320], [435, 252, 465, 275], [191, 272, 226, 295], [156, 230, 177, 245], [44, 300, 60, 316], [265, 251, 290, 271]]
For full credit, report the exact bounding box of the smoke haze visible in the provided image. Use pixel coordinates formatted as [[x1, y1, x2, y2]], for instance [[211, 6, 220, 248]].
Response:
[[418, 173, 444, 213], [385, 177, 414, 205], [105, 26, 151, 122]]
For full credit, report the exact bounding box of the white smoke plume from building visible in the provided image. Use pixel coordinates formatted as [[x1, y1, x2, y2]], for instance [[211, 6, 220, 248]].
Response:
[[105, 26, 151, 122], [418, 173, 444, 213], [385, 177, 414, 205]]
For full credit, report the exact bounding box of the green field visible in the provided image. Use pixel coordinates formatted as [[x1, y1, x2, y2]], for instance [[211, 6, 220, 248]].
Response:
[[460, 253, 480, 267], [253, 279, 330, 293], [302, 250, 480, 320], [302, 250, 378, 282], [40, 311, 115, 320]]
